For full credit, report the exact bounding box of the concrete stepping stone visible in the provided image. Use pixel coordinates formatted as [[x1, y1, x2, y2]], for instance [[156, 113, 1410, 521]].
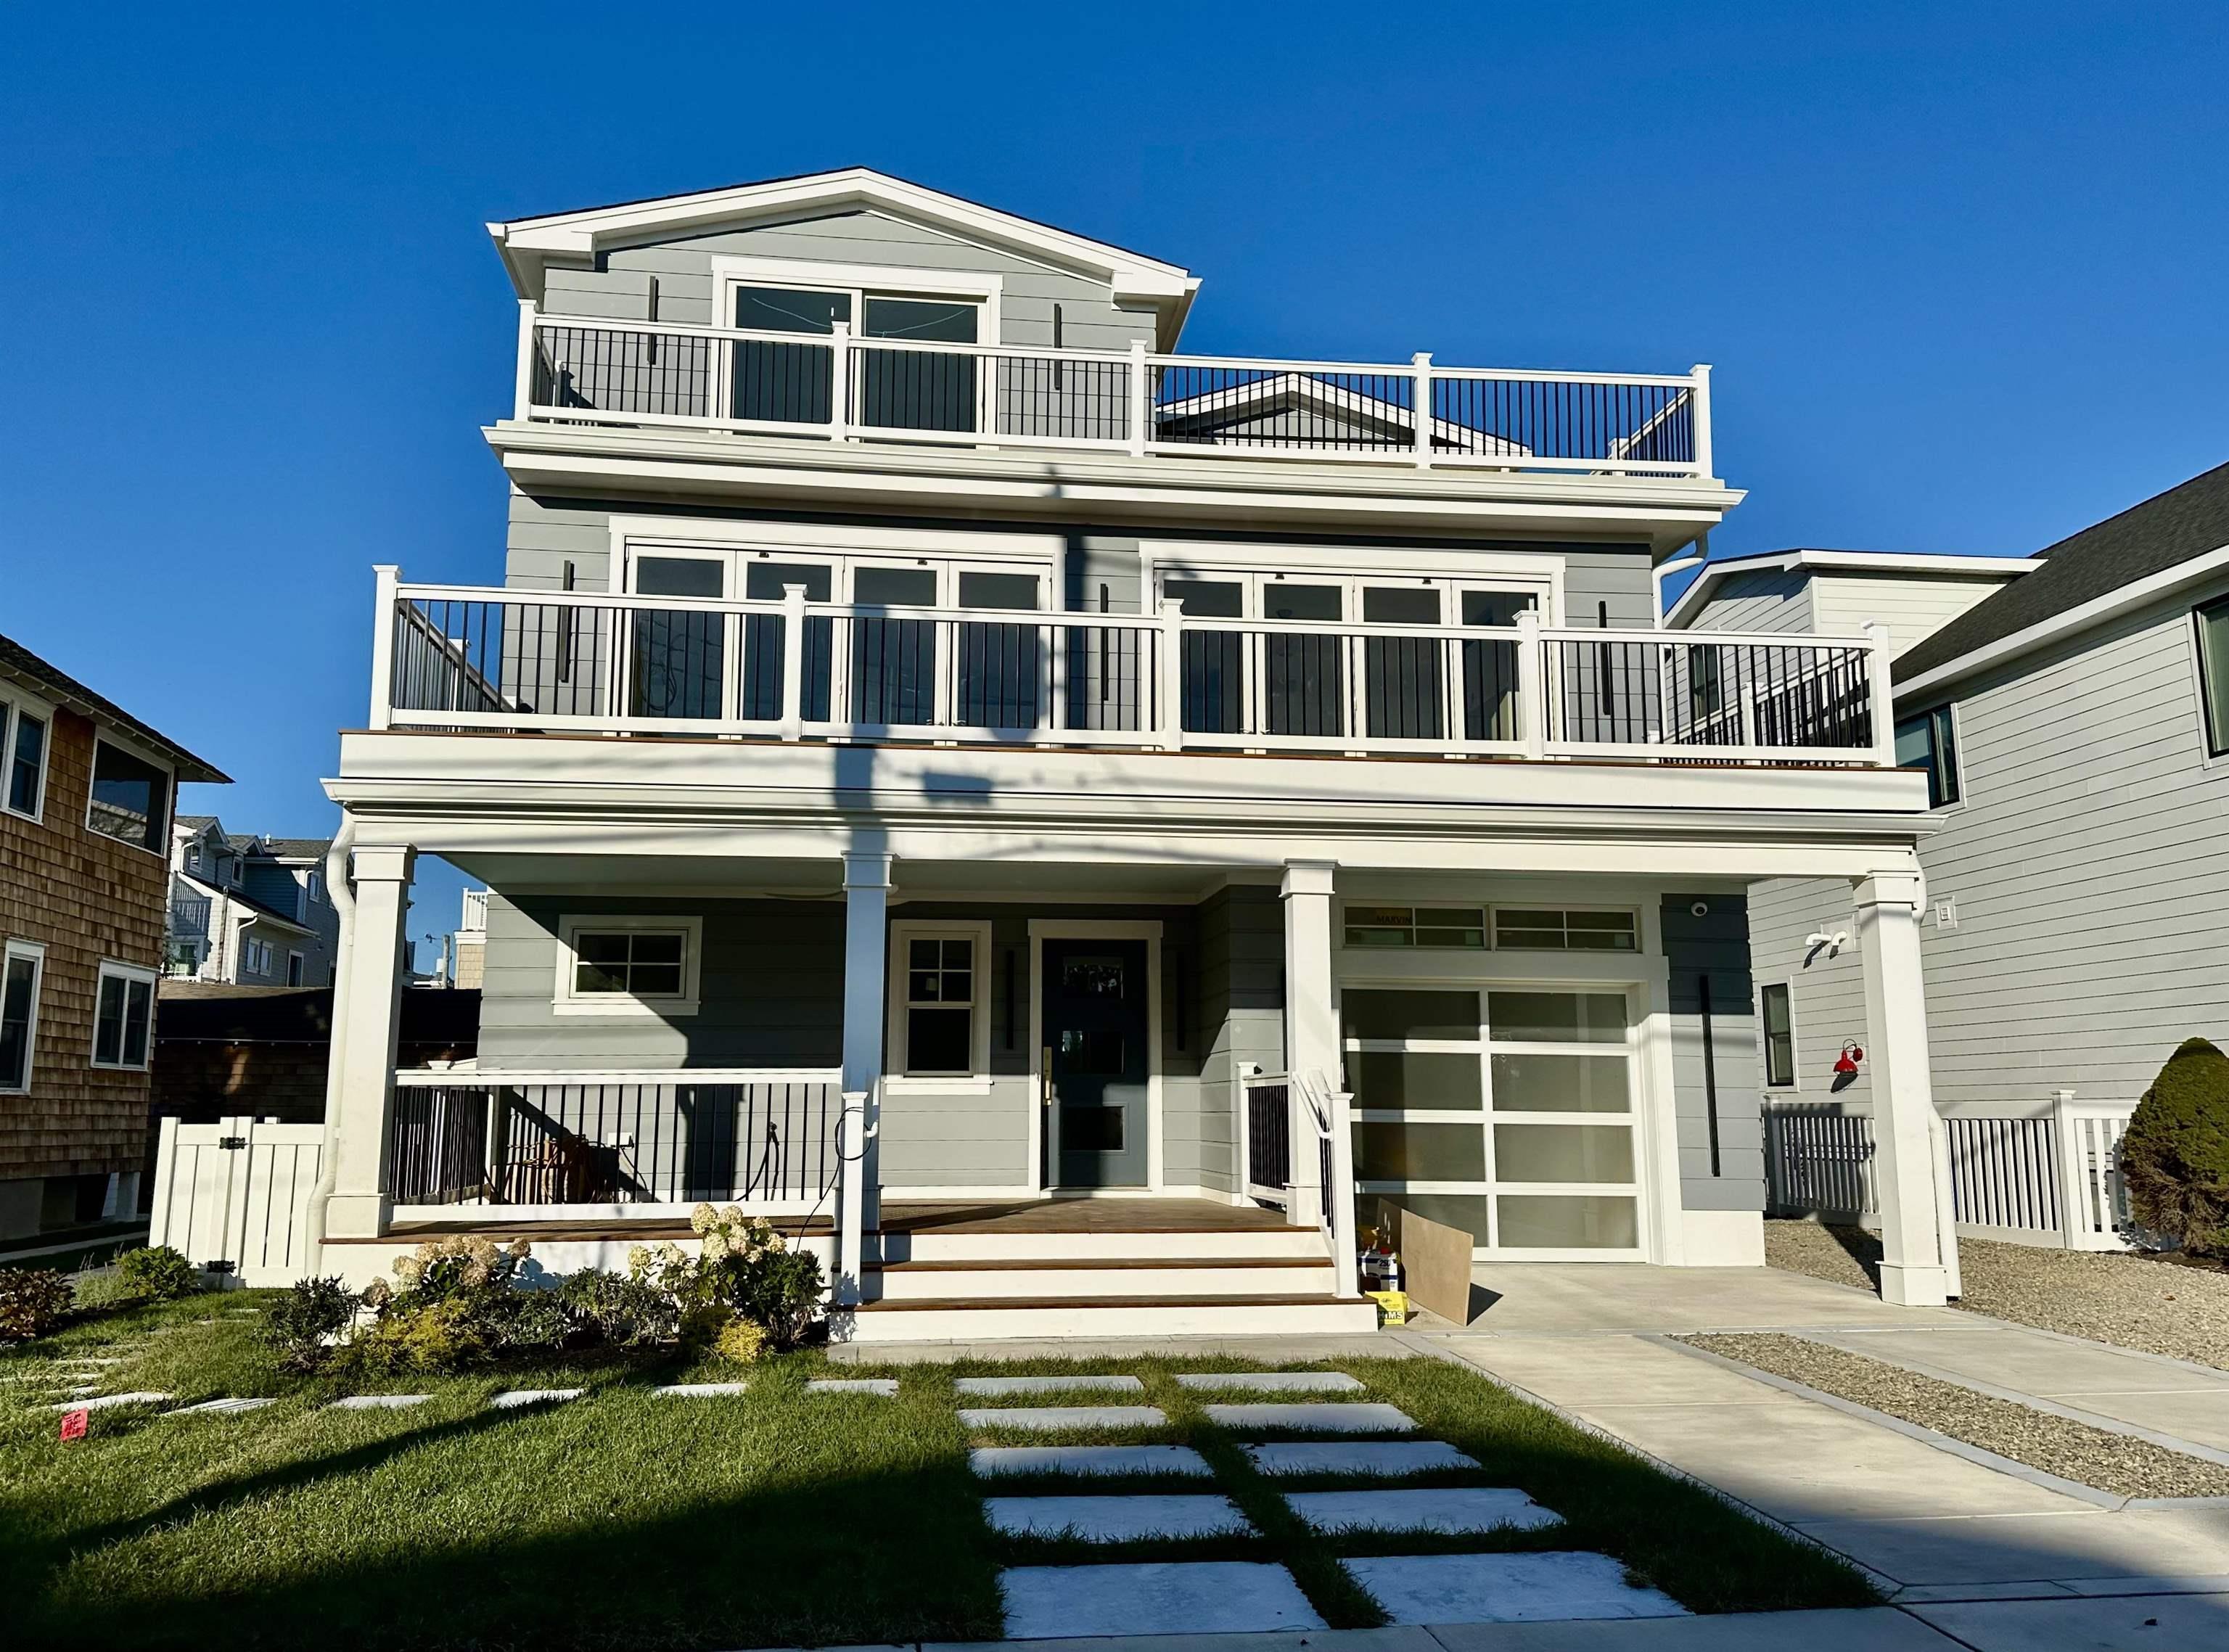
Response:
[[490, 1389, 583, 1410], [1288, 1487, 1560, 1534], [1344, 1553, 1687, 1624], [808, 1378, 898, 1397], [971, 1445, 1213, 1479], [49, 1391, 171, 1411], [171, 1397, 276, 1417], [1244, 1440, 1481, 1476], [956, 1374, 1146, 1396], [1175, 1371, 1362, 1393], [330, 1394, 430, 1410], [654, 1381, 750, 1397], [1206, 1402, 1416, 1434], [1001, 1561, 1325, 1638], [986, 1494, 1252, 1540], [960, 1405, 1165, 1432]]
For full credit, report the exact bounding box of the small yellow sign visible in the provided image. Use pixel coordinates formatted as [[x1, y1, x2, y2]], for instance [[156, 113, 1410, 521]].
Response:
[[1366, 1290, 1408, 1326]]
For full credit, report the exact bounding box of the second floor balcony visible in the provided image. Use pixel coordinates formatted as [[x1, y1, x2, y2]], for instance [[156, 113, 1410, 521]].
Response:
[[372, 569, 1893, 770]]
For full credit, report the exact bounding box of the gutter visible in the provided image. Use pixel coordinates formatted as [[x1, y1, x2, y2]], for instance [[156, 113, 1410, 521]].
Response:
[[300, 818, 358, 1275]]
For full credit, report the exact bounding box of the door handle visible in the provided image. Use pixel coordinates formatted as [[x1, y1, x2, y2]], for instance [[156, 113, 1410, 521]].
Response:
[[1041, 1048, 1055, 1105]]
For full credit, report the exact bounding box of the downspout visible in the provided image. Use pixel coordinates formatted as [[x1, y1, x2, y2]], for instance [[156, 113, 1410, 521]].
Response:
[[300, 817, 358, 1275]]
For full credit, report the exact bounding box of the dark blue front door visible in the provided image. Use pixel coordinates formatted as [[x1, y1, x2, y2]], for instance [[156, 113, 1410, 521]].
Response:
[[1043, 940, 1149, 1188]]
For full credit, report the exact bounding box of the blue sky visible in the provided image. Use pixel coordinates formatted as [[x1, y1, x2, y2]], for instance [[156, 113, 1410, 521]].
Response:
[[7, 4, 2226, 963]]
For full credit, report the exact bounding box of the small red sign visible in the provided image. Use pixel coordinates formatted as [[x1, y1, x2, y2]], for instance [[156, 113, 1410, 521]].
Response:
[[59, 1408, 89, 1442]]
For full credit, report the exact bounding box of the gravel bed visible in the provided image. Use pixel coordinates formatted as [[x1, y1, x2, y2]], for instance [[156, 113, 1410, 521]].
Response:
[[1683, 1332, 2229, 1500], [1765, 1220, 2229, 1373]]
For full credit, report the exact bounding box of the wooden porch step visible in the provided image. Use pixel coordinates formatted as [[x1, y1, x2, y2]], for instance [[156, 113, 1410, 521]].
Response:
[[859, 1292, 1360, 1312], [873, 1257, 1318, 1272], [843, 1292, 1382, 1343], [869, 1255, 1337, 1302]]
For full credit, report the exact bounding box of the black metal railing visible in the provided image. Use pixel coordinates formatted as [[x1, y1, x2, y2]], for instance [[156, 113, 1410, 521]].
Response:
[[1246, 1081, 1292, 1194], [1543, 636, 1875, 754], [1154, 363, 1418, 451], [1432, 376, 1692, 465]]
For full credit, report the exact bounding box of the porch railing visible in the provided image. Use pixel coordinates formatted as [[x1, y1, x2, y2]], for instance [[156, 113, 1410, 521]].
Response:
[[371, 570, 1894, 768], [517, 304, 1714, 480], [1239, 1073, 1292, 1207]]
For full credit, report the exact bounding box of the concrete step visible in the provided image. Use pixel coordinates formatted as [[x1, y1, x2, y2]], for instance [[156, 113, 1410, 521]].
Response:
[[846, 1294, 1382, 1344], [870, 1257, 1338, 1301], [878, 1227, 1327, 1265]]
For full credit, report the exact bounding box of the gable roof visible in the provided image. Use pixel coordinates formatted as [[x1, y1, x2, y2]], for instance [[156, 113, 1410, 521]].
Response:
[[1663, 547, 2036, 629], [490, 168, 1200, 345], [0, 633, 229, 782], [1895, 461, 2229, 688], [1152, 374, 1527, 456]]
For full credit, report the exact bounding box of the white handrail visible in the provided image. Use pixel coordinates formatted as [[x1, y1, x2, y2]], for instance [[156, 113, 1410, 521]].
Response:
[[392, 1067, 843, 1088]]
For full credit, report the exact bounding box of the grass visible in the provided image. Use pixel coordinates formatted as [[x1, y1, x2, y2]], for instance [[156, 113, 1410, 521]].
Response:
[[1, 1296, 1876, 1651]]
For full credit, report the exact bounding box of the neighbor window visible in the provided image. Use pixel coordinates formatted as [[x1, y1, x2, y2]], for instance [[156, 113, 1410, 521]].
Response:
[[1342, 905, 1487, 950], [1492, 909, 1638, 952], [904, 934, 977, 1075], [1895, 706, 1961, 807], [185, 844, 202, 871], [1761, 983, 1796, 1088], [91, 962, 155, 1070], [2196, 594, 2229, 757], [556, 917, 702, 1016], [86, 739, 171, 852], [0, 941, 44, 1093], [0, 697, 48, 821], [243, 938, 274, 977], [287, 951, 305, 987]]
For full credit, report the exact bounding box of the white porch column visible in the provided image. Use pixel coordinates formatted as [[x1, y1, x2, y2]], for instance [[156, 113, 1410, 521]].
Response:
[[841, 852, 891, 1241], [1854, 868, 1955, 1306], [323, 844, 414, 1240], [1282, 861, 1339, 1228]]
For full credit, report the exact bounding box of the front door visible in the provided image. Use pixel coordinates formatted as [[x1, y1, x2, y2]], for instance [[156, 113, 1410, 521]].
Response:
[[1043, 939, 1150, 1188]]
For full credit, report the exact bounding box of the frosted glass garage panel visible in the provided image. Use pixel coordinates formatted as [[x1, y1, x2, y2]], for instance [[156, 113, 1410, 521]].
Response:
[[1342, 990, 1479, 1042], [1354, 1122, 1486, 1182], [1487, 992, 1627, 1043], [1362, 1193, 1492, 1247], [1497, 1194, 1638, 1249], [1347, 1051, 1482, 1110], [1493, 1123, 1635, 1184], [1490, 1053, 1630, 1113]]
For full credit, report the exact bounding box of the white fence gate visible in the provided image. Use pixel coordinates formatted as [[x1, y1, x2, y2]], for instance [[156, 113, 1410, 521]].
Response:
[[149, 1116, 327, 1286]]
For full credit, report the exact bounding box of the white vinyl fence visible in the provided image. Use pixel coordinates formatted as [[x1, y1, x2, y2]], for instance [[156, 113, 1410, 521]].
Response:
[[149, 1116, 327, 1286], [1764, 1092, 2133, 1251]]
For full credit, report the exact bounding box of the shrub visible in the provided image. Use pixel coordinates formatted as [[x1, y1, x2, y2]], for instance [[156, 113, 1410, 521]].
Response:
[[261, 1277, 360, 1372], [712, 1316, 766, 1365], [0, 1268, 75, 1341], [339, 1295, 503, 1374], [630, 1205, 826, 1352], [115, 1245, 202, 1302], [2123, 1037, 2229, 1254], [557, 1268, 678, 1348], [335, 1235, 542, 1375]]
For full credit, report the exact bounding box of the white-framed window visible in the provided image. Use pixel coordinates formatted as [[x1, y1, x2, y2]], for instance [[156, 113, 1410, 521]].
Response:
[[1342, 905, 1487, 950], [1152, 565, 1552, 628], [85, 737, 171, 854], [890, 921, 989, 1079], [1345, 985, 1641, 1254], [91, 961, 157, 1071], [1895, 705, 1961, 808], [241, 937, 273, 977], [1491, 907, 1639, 953], [287, 950, 305, 988], [185, 843, 202, 872], [554, 916, 702, 1016], [1760, 982, 1797, 1089], [0, 939, 45, 1093], [0, 691, 51, 823], [306, 870, 323, 904]]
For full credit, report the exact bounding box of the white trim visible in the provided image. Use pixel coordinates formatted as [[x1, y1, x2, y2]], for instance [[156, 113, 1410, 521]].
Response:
[[887, 919, 993, 1080], [1027, 918, 1165, 1194], [1664, 548, 2038, 630], [83, 734, 174, 858], [1140, 540, 1566, 625], [0, 684, 52, 825], [89, 958, 157, 1072], [0, 938, 46, 1093], [1897, 543, 2229, 699], [553, 914, 703, 1016], [706, 254, 1004, 353], [608, 514, 1063, 597]]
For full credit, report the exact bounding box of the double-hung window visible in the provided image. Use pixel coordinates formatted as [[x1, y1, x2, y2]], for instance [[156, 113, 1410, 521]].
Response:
[[0, 694, 49, 821], [556, 916, 702, 1016], [0, 940, 44, 1093], [91, 962, 156, 1070], [1895, 706, 1961, 807], [902, 932, 979, 1076], [86, 739, 171, 852], [1760, 983, 1797, 1088], [2195, 593, 2229, 757]]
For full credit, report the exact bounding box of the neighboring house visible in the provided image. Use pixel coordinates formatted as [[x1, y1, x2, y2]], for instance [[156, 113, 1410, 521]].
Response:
[[0, 633, 228, 1242], [300, 168, 1950, 1333], [1672, 467, 2229, 1204], [451, 888, 488, 990], [168, 817, 339, 987]]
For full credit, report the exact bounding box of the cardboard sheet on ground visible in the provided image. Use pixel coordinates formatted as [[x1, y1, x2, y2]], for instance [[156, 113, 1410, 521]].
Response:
[[1382, 1200, 1475, 1325]]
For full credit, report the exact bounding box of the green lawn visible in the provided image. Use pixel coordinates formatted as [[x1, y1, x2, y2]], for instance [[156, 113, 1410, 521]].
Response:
[[1, 1294, 1873, 1651]]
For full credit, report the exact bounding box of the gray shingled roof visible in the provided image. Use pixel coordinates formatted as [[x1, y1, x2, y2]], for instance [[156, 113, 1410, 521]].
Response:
[[1896, 461, 2229, 682], [0, 634, 229, 782]]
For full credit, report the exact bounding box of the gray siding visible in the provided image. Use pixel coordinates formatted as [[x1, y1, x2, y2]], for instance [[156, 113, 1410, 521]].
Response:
[[1563, 548, 1657, 628], [1686, 566, 1814, 635], [1810, 572, 2012, 654], [1662, 894, 1765, 1212], [1189, 885, 1285, 1193], [1747, 874, 1872, 1109]]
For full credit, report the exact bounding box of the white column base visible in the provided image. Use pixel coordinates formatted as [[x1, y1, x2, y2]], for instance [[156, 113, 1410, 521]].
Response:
[[1878, 1261, 1950, 1307], [1675, 1208, 1764, 1267], [323, 1191, 392, 1241]]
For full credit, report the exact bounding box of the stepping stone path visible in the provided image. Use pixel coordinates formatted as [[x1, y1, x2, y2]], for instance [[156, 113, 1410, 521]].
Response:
[[330, 1394, 430, 1410], [49, 1391, 171, 1411], [807, 1378, 897, 1397], [171, 1397, 277, 1417], [959, 1405, 1165, 1432], [1204, 1401, 1416, 1434], [957, 1373, 1145, 1396], [1175, 1370, 1362, 1393], [1287, 1487, 1561, 1534], [490, 1389, 583, 1409], [1245, 1439, 1482, 1475], [985, 1494, 1252, 1540], [654, 1382, 750, 1397], [1344, 1553, 1687, 1624], [1001, 1561, 1325, 1638], [971, 1445, 1213, 1479]]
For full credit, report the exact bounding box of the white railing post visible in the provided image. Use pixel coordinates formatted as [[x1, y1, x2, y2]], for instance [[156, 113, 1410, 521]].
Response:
[[1411, 353, 1434, 467], [1158, 601, 1186, 750], [1688, 363, 1713, 480], [836, 1089, 869, 1306], [514, 300, 538, 420], [1128, 340, 1152, 458], [1327, 1082, 1360, 1297], [828, 321, 852, 443], [2051, 1087, 2088, 1248], [1739, 678, 1760, 762], [1929, 1110, 1963, 1297], [369, 565, 401, 731], [1515, 609, 1547, 758], [779, 584, 809, 741], [1864, 621, 1897, 767]]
